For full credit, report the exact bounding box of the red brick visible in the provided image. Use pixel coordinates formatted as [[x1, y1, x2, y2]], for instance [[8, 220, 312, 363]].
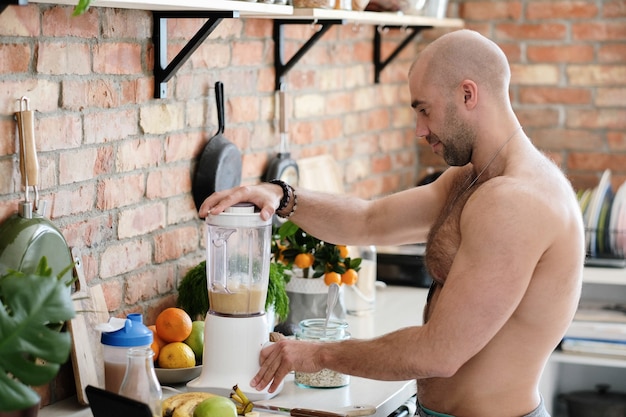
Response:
[[146, 166, 191, 199], [125, 266, 176, 304], [516, 108, 560, 127], [42, 5, 98, 38], [118, 203, 166, 239], [572, 22, 626, 41], [36, 114, 82, 151], [101, 8, 151, 39], [599, 44, 626, 63], [59, 147, 98, 184], [567, 108, 626, 129], [460, 1, 522, 20], [596, 88, 626, 107], [83, 108, 138, 143], [527, 44, 594, 63], [530, 128, 604, 151], [0, 79, 61, 114], [519, 87, 592, 105], [50, 184, 96, 218], [61, 79, 121, 110], [0, 43, 31, 74], [567, 65, 626, 86], [93, 42, 143, 75], [100, 239, 152, 278], [607, 131, 626, 151], [603, 1, 626, 18], [97, 174, 145, 210], [567, 152, 626, 172], [526, 1, 598, 20], [495, 23, 567, 40], [0, 4, 40, 36], [0, 159, 18, 195], [166, 196, 199, 225], [241, 151, 267, 180], [0, 119, 16, 156], [60, 214, 114, 249], [37, 41, 91, 75], [153, 226, 199, 263], [117, 138, 163, 172]]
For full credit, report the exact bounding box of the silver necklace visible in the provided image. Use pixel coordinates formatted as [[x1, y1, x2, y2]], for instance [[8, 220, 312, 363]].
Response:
[[453, 126, 523, 204]]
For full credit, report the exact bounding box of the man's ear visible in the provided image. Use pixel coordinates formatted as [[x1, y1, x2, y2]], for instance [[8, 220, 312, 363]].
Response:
[[461, 79, 478, 109]]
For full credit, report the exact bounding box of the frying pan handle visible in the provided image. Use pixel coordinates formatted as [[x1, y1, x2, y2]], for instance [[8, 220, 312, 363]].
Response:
[[215, 81, 225, 135], [15, 97, 39, 193]]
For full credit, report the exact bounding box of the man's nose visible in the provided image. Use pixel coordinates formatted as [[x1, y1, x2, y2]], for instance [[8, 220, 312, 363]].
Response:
[[415, 120, 429, 140]]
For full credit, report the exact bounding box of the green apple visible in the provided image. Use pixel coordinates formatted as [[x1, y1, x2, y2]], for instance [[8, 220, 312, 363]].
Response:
[[184, 320, 205, 361], [193, 396, 237, 417]]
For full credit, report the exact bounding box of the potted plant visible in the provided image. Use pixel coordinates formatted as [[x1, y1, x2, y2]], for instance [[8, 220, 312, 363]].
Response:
[[271, 221, 362, 335], [0, 258, 76, 415]]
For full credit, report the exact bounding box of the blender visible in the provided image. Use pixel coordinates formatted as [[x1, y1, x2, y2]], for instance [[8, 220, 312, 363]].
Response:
[[187, 203, 282, 400]]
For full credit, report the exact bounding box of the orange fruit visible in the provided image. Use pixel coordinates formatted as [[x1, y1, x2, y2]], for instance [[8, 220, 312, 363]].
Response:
[[337, 245, 349, 258], [158, 342, 196, 369], [148, 325, 166, 361], [341, 269, 359, 285], [155, 307, 193, 343], [324, 271, 342, 286], [294, 253, 314, 269]]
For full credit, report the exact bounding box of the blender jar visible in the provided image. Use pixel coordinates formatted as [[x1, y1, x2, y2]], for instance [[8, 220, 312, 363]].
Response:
[[206, 203, 272, 316]]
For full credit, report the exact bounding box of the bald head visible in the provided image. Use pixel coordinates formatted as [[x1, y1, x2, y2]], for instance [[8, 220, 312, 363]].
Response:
[[410, 30, 511, 100]]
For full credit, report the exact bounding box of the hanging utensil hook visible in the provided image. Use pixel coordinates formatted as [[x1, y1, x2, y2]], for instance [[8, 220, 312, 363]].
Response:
[[16, 96, 39, 213]]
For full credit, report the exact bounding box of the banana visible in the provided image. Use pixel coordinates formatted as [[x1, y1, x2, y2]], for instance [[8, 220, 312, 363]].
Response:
[[162, 392, 217, 417], [230, 384, 254, 416]]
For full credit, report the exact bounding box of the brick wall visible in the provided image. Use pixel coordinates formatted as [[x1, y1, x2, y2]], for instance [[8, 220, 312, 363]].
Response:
[[0, 0, 624, 407]]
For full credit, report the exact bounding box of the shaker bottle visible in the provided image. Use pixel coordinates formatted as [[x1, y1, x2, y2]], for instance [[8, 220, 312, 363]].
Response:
[[101, 313, 153, 393]]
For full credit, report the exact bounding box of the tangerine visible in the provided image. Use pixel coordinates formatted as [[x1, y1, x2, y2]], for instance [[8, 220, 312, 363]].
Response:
[[341, 269, 359, 285], [294, 253, 315, 269], [148, 325, 166, 361], [337, 245, 349, 258], [324, 271, 342, 286], [155, 307, 193, 343]]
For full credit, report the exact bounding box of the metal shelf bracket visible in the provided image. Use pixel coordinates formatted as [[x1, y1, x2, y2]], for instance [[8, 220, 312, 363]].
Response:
[[273, 18, 344, 91], [373, 25, 428, 83], [0, 0, 28, 14], [153, 10, 239, 99]]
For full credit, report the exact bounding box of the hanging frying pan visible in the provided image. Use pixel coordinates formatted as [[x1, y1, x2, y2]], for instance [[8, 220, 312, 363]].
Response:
[[192, 81, 243, 211], [0, 97, 73, 283], [264, 82, 299, 185]]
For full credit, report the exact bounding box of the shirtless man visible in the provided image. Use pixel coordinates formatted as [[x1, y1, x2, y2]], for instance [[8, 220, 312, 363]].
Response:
[[199, 29, 585, 417]]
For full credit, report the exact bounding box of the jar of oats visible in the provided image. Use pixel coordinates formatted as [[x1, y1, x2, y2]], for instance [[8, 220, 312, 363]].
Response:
[[294, 318, 350, 388]]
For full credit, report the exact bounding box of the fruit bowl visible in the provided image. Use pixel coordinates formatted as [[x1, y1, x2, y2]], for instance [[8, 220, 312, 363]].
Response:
[[155, 365, 202, 384]]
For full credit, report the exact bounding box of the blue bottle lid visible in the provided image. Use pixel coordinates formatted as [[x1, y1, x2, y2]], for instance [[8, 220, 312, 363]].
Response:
[[100, 313, 153, 347]]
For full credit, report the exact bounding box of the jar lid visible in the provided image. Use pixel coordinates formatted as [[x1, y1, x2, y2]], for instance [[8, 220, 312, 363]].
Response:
[[100, 313, 153, 347], [206, 203, 271, 228]]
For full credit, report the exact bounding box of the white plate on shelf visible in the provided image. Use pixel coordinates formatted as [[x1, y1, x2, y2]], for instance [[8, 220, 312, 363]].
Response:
[[155, 365, 202, 384]]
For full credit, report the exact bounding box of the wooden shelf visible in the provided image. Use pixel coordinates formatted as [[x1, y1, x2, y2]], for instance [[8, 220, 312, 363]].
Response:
[[28, 0, 294, 14], [18, 0, 464, 96]]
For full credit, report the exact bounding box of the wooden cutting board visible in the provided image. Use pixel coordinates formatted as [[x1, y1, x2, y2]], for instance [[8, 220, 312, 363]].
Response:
[[68, 247, 110, 405]]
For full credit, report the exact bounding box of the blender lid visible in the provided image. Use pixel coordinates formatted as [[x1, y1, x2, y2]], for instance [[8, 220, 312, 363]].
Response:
[[207, 202, 271, 227], [100, 313, 153, 347]]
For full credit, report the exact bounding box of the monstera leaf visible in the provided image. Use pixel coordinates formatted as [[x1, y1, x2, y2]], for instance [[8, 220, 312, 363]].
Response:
[[0, 258, 75, 412]]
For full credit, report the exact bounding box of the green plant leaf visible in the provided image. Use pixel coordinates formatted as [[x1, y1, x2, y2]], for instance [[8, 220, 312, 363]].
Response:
[[72, 0, 92, 16], [0, 262, 75, 412]]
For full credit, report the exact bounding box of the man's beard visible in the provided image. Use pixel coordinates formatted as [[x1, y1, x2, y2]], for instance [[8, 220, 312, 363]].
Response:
[[430, 104, 476, 167]]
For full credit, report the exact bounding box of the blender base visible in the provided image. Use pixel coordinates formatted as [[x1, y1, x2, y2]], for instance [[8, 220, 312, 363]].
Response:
[[187, 314, 283, 401]]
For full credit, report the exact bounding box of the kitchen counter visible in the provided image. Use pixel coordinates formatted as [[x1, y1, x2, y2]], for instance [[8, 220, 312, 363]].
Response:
[[40, 285, 428, 417]]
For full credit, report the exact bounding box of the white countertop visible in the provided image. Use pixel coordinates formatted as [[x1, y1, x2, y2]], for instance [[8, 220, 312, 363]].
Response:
[[40, 285, 428, 417]]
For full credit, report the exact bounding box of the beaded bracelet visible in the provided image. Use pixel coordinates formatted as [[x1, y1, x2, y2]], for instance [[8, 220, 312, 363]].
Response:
[[269, 179, 297, 218]]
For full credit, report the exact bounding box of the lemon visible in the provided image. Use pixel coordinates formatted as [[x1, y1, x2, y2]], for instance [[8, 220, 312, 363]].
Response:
[[158, 342, 196, 369]]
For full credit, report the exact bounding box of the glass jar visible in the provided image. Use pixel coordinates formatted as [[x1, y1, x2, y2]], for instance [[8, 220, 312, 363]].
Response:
[[294, 318, 350, 388], [118, 347, 162, 417]]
